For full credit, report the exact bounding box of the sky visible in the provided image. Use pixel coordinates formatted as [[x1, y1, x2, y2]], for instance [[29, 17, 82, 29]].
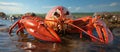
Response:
[[0, 0, 120, 14]]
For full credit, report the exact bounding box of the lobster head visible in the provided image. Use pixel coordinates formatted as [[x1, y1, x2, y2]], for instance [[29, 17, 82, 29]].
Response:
[[45, 6, 73, 20], [45, 6, 73, 31]]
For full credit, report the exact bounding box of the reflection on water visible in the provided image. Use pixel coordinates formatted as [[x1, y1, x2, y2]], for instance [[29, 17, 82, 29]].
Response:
[[0, 19, 120, 52]]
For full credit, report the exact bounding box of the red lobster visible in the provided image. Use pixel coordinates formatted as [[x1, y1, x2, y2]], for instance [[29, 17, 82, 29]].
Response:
[[9, 6, 113, 44]]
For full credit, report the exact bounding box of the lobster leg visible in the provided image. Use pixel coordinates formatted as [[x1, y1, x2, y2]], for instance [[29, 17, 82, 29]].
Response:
[[94, 20, 113, 44], [86, 28, 96, 42], [65, 18, 104, 43], [79, 31, 82, 38], [67, 23, 104, 43], [102, 25, 113, 43], [9, 20, 20, 34], [95, 26, 104, 41], [16, 26, 24, 35]]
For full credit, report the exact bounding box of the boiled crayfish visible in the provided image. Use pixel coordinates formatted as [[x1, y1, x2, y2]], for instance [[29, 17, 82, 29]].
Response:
[[9, 6, 113, 44]]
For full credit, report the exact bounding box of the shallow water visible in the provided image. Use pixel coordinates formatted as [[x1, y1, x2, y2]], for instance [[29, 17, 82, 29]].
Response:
[[0, 19, 120, 52]]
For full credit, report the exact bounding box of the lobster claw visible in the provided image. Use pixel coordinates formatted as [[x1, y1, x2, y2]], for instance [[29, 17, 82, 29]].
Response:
[[94, 20, 113, 44], [25, 21, 61, 43]]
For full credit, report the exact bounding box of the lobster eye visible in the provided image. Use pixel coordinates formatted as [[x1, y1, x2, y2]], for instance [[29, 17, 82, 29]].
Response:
[[65, 11, 69, 15], [54, 12, 60, 17]]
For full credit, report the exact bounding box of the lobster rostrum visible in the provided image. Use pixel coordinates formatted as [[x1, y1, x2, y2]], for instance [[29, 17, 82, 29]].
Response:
[[9, 6, 113, 44]]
